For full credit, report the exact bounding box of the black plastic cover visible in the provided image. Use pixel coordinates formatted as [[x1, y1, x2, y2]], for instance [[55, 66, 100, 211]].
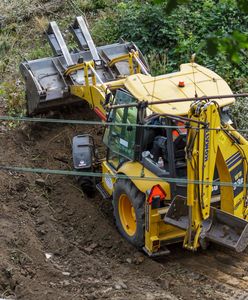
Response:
[[72, 135, 93, 169]]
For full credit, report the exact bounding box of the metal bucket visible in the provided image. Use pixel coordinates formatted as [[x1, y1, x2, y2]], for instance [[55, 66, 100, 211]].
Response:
[[164, 197, 248, 252], [202, 207, 248, 252]]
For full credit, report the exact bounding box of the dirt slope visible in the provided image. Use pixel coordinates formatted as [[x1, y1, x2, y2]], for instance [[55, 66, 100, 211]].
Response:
[[0, 104, 248, 300]]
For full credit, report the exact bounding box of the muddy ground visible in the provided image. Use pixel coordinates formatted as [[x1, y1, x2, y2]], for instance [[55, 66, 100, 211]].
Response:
[[0, 104, 248, 300]]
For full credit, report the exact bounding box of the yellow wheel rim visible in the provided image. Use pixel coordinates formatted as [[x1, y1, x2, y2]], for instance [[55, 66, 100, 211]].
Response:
[[118, 194, 137, 236]]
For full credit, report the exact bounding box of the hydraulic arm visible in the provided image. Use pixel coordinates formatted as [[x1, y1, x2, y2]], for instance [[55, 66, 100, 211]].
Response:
[[165, 100, 248, 252]]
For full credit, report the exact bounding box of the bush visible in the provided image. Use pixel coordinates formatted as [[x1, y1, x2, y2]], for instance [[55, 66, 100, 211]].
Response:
[[93, 0, 247, 88], [91, 0, 248, 126]]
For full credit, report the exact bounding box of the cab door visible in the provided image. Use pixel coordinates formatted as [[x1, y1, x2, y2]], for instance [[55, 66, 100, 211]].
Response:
[[103, 89, 139, 170]]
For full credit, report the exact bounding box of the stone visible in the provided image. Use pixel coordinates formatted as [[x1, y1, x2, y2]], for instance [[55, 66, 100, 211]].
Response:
[[35, 178, 46, 187], [119, 281, 128, 289], [19, 203, 28, 211], [126, 258, 132, 264], [158, 278, 170, 289], [114, 280, 127, 290], [37, 217, 45, 225], [134, 256, 145, 265], [84, 247, 94, 255], [114, 284, 122, 290]]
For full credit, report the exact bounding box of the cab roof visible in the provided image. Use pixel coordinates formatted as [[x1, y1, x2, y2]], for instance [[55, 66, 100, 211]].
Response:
[[123, 63, 235, 116]]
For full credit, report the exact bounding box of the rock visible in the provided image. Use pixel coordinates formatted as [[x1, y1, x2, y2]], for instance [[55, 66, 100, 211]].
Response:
[[49, 282, 56, 287], [32, 198, 40, 208], [9, 277, 17, 290], [56, 207, 64, 214], [62, 272, 70, 276], [126, 258, 132, 264], [62, 279, 70, 287], [90, 243, 98, 249], [114, 283, 122, 290], [119, 281, 128, 289], [134, 256, 145, 265], [83, 243, 98, 254], [19, 203, 28, 211], [45, 253, 53, 260], [4, 267, 12, 278], [158, 278, 170, 289], [242, 276, 248, 281], [37, 217, 45, 225], [226, 278, 240, 286], [84, 247, 94, 255], [15, 182, 26, 192], [37, 228, 46, 235], [114, 280, 127, 290], [104, 274, 111, 280], [0, 125, 7, 132], [35, 178, 46, 187]]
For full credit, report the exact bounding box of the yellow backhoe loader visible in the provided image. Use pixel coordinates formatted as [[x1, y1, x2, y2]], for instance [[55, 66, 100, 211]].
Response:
[[20, 16, 248, 256]]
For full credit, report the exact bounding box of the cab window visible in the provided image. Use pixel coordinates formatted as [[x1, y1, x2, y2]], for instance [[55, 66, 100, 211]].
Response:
[[103, 90, 138, 168]]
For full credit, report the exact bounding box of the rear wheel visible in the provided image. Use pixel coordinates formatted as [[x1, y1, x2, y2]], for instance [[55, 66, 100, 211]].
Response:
[[113, 179, 145, 248]]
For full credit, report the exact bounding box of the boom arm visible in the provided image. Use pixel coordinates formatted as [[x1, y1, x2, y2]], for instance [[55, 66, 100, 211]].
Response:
[[186, 100, 248, 250], [165, 100, 248, 252]]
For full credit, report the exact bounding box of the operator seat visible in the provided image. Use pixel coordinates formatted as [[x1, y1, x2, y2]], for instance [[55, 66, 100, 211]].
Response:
[[173, 133, 187, 177]]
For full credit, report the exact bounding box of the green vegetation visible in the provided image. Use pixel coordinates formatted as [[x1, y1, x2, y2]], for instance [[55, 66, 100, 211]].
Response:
[[0, 0, 247, 125], [91, 1, 248, 84]]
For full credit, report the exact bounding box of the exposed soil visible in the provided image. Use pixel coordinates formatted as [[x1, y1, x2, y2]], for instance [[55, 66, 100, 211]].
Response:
[[1, 104, 248, 300]]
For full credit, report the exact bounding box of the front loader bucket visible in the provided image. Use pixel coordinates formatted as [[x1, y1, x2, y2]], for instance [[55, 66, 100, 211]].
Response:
[[164, 197, 248, 252], [202, 207, 248, 252], [20, 16, 149, 115]]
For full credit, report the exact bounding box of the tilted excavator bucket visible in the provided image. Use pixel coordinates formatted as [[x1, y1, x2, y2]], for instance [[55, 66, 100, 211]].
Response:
[[203, 207, 248, 252], [20, 16, 149, 115], [164, 100, 248, 252], [165, 198, 248, 252]]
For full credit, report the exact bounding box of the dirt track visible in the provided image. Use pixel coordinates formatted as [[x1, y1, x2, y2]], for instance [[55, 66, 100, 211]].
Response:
[[1, 104, 248, 300]]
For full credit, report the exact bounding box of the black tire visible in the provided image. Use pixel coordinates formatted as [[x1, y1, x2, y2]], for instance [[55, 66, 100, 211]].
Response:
[[77, 175, 95, 197], [113, 179, 145, 248]]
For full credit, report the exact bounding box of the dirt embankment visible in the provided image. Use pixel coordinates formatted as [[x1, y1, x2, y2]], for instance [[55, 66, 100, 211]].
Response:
[[0, 104, 248, 300]]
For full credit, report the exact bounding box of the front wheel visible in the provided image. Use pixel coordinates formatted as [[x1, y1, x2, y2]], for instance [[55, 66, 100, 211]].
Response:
[[113, 179, 145, 248]]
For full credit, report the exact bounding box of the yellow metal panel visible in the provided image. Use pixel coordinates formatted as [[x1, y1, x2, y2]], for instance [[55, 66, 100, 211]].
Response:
[[102, 160, 171, 199], [101, 161, 116, 196], [117, 161, 171, 199], [70, 85, 106, 115], [124, 63, 235, 116]]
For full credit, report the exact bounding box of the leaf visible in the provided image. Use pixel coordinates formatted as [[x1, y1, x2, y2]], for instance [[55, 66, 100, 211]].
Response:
[[237, 0, 248, 13], [206, 38, 219, 56], [153, 0, 191, 13]]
